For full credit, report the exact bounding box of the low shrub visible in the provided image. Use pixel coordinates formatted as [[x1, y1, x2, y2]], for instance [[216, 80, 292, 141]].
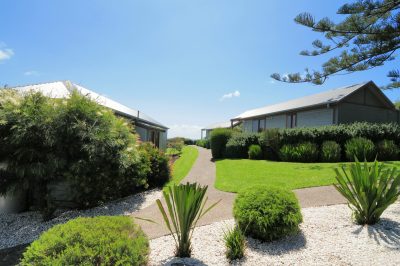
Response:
[[140, 142, 171, 187], [165, 147, 181, 156], [223, 225, 246, 261], [196, 139, 210, 149], [20, 216, 149, 265], [225, 132, 264, 159], [345, 137, 376, 161], [334, 159, 400, 225], [183, 138, 195, 145], [233, 186, 302, 242], [279, 142, 319, 162], [376, 139, 398, 161], [167, 137, 185, 152], [248, 144, 263, 160], [210, 128, 233, 159], [320, 141, 342, 162]]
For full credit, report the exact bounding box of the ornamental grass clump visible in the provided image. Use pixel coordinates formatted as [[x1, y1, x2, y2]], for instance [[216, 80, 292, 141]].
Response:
[[334, 158, 400, 225], [345, 137, 376, 161], [156, 183, 220, 257], [233, 186, 302, 242], [223, 225, 246, 261]]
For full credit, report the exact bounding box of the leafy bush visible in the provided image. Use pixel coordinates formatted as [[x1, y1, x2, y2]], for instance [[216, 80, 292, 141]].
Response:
[[376, 139, 399, 161], [279, 142, 319, 162], [210, 128, 233, 159], [248, 144, 263, 160], [0, 90, 149, 215], [320, 141, 342, 162], [167, 137, 185, 152], [225, 132, 265, 159], [263, 128, 281, 160], [21, 216, 149, 265], [345, 137, 376, 161], [334, 159, 400, 225], [195, 139, 210, 149], [183, 138, 195, 145], [140, 142, 171, 187], [165, 147, 181, 156], [279, 122, 400, 148], [223, 226, 246, 261], [233, 186, 302, 242], [156, 183, 219, 257]]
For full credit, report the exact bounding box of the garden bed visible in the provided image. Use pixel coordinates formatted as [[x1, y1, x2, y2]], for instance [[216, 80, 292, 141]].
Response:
[[150, 202, 400, 265]]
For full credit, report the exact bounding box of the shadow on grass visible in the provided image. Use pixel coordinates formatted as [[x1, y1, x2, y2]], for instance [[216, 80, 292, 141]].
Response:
[[247, 231, 307, 256], [352, 218, 400, 249]]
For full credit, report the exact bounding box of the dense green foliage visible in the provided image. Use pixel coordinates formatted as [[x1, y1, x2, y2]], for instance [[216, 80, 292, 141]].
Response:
[[210, 128, 233, 159], [263, 128, 281, 160], [248, 144, 263, 160], [272, 1, 400, 89], [156, 183, 219, 257], [334, 159, 400, 225], [233, 186, 302, 242], [21, 216, 149, 265], [345, 137, 376, 161], [215, 159, 400, 193], [0, 90, 157, 216], [320, 141, 342, 162], [164, 146, 199, 190], [279, 142, 319, 162], [225, 132, 264, 159], [167, 137, 185, 153], [140, 142, 171, 187], [376, 139, 399, 161], [278, 123, 400, 147], [195, 139, 210, 149], [223, 226, 246, 261], [165, 147, 181, 156]]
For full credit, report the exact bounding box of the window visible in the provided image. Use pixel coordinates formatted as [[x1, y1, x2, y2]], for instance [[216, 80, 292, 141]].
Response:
[[258, 119, 266, 132], [286, 113, 297, 128], [252, 120, 259, 132]]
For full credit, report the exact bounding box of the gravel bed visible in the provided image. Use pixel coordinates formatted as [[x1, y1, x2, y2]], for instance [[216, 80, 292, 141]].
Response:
[[0, 188, 162, 249], [150, 203, 400, 266]]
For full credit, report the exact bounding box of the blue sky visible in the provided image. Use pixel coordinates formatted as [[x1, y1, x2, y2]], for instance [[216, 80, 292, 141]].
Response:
[[1, 0, 399, 139]]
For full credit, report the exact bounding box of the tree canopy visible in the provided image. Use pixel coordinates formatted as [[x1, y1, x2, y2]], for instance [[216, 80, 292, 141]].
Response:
[[272, 0, 400, 89]]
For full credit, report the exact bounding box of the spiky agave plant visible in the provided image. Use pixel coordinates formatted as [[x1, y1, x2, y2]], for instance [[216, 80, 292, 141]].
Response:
[[334, 158, 400, 225], [156, 182, 220, 257]]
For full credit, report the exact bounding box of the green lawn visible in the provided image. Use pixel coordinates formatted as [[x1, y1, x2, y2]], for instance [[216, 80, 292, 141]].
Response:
[[215, 159, 400, 193], [164, 146, 199, 191]]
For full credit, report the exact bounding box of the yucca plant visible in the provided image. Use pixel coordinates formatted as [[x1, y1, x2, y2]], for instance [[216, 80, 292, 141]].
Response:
[[223, 225, 246, 261], [334, 158, 400, 225], [156, 182, 220, 257]]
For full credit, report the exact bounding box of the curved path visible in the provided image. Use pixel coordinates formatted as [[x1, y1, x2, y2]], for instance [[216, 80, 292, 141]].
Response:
[[132, 146, 345, 239]]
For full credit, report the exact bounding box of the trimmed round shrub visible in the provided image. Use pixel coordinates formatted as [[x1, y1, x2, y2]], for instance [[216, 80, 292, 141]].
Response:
[[345, 137, 376, 161], [233, 186, 303, 242], [20, 216, 149, 265], [210, 128, 233, 159], [320, 141, 341, 162], [140, 142, 171, 187], [248, 144, 263, 160], [279, 142, 319, 162], [376, 139, 399, 161]]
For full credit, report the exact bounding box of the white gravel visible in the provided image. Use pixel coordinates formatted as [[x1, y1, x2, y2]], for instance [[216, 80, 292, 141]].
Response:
[[150, 203, 400, 266], [0, 188, 162, 249]]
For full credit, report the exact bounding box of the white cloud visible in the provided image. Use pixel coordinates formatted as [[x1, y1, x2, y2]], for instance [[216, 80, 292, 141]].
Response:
[[0, 48, 14, 61], [24, 70, 40, 76], [220, 90, 240, 101], [168, 124, 203, 140]]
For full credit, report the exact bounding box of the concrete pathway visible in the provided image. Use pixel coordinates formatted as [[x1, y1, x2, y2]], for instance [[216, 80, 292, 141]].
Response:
[[132, 146, 346, 239]]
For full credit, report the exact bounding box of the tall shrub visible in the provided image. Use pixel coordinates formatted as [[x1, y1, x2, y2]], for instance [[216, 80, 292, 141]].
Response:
[[225, 132, 264, 159], [263, 128, 281, 160], [345, 137, 376, 161], [210, 128, 233, 159], [140, 142, 171, 187]]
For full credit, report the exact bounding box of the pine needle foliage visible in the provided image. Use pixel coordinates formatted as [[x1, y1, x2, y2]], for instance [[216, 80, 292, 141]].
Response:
[[272, 0, 400, 88]]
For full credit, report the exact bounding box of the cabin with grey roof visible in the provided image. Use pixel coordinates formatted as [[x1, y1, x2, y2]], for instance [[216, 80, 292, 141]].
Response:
[[12, 80, 168, 149], [231, 81, 399, 133]]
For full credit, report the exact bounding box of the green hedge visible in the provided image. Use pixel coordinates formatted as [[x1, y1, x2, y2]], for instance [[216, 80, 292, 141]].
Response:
[[210, 128, 233, 159], [21, 216, 149, 265], [225, 132, 265, 159], [233, 186, 302, 242], [196, 139, 210, 149], [140, 142, 171, 187]]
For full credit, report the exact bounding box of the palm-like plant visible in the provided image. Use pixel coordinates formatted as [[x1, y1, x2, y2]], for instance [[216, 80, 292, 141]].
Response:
[[156, 183, 219, 257], [334, 158, 400, 225]]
